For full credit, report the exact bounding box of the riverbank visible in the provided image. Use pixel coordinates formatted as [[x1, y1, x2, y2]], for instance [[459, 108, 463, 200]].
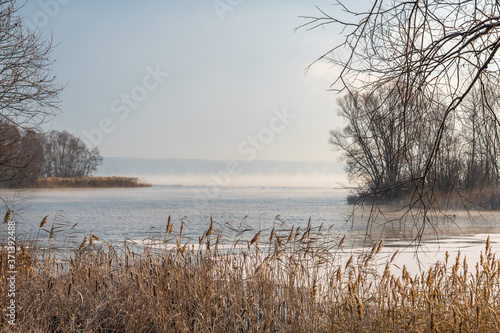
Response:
[[34, 176, 151, 188]]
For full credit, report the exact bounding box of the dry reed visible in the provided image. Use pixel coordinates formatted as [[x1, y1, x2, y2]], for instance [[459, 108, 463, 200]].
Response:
[[34, 176, 151, 188], [0, 216, 499, 332]]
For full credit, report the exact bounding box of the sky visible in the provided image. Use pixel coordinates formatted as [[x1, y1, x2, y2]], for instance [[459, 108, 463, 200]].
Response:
[[20, 0, 349, 162]]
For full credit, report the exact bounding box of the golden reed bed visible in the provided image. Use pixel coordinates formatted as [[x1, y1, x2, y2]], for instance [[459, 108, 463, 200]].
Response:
[[0, 215, 499, 332], [34, 176, 151, 188]]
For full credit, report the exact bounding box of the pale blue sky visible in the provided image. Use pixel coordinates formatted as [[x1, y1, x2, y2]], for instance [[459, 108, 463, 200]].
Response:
[[20, 0, 347, 161]]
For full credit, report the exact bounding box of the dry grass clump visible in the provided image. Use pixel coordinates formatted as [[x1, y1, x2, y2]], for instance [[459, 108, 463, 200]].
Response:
[[34, 176, 151, 188], [0, 215, 500, 332]]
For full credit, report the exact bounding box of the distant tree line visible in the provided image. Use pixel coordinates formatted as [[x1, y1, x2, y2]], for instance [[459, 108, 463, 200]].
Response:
[[0, 126, 102, 188], [331, 84, 500, 208]]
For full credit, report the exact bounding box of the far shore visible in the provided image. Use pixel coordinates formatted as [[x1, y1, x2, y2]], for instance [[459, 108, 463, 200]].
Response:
[[32, 176, 151, 188]]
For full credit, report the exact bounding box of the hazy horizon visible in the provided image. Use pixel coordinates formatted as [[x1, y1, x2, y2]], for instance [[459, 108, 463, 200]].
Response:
[[97, 157, 349, 187]]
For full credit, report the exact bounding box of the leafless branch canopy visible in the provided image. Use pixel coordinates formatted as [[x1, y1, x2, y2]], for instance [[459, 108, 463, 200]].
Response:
[[304, 1, 500, 239], [303, 1, 500, 96], [0, 1, 62, 187], [0, 0, 62, 131]]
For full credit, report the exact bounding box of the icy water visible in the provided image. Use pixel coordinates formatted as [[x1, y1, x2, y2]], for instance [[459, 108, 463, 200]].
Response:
[[3, 184, 500, 269], [3, 185, 355, 243]]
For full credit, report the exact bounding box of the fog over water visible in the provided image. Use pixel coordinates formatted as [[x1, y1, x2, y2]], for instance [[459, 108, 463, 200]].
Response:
[[2, 157, 500, 273], [97, 157, 349, 187]]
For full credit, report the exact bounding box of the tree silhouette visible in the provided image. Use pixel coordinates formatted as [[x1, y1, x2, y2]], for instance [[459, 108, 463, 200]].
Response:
[[303, 1, 500, 240]]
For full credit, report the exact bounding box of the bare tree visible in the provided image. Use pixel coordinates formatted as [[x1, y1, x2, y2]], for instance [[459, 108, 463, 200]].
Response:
[[303, 1, 500, 238], [0, 122, 45, 188], [0, 0, 62, 186], [459, 87, 500, 206], [330, 87, 408, 202], [17, 129, 44, 186], [0, 0, 62, 130], [42, 130, 102, 178]]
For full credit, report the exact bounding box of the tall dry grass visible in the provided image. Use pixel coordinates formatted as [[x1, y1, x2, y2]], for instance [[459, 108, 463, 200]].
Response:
[[34, 176, 151, 188], [0, 214, 499, 332]]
